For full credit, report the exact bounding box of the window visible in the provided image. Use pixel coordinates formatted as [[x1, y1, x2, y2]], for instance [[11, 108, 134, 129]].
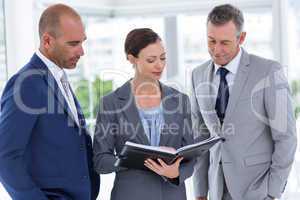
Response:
[[288, 0, 300, 118], [178, 14, 210, 69], [0, 0, 7, 96], [0, 0, 10, 198]]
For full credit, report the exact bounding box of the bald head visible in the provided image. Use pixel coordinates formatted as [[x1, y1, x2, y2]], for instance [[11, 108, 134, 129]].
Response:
[[39, 4, 82, 39]]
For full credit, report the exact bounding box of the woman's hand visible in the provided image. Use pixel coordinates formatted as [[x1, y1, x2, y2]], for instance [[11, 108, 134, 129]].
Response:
[[144, 157, 184, 179]]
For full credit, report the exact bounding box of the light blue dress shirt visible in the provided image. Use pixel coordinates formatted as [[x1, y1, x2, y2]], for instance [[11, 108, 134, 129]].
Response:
[[138, 104, 164, 146]]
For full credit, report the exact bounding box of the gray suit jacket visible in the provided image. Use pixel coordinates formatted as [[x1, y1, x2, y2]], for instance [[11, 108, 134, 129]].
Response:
[[192, 50, 297, 200], [93, 80, 195, 200]]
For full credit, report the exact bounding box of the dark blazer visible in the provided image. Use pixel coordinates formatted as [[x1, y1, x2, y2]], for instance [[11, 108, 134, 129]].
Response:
[[0, 54, 100, 200], [93, 80, 195, 200]]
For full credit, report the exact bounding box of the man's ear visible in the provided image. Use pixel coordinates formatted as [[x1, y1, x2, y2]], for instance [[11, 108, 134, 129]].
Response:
[[42, 32, 53, 50], [238, 32, 246, 45], [127, 54, 137, 65]]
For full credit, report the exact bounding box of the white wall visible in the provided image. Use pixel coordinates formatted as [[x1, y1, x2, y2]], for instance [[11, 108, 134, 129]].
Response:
[[39, 0, 113, 8], [35, 0, 273, 17], [4, 0, 36, 77]]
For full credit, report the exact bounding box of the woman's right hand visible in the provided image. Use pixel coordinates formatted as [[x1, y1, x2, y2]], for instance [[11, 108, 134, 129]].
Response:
[[144, 157, 183, 179]]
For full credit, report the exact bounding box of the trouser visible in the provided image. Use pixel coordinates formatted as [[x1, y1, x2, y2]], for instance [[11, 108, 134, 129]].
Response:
[[220, 162, 233, 200]]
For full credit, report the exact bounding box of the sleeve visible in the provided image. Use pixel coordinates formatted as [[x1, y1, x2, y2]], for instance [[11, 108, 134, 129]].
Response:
[[0, 74, 48, 200], [178, 95, 196, 185], [93, 96, 124, 174], [168, 95, 196, 186], [191, 70, 211, 198], [264, 62, 297, 198]]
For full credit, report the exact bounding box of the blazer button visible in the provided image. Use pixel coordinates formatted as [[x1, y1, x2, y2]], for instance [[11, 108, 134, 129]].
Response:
[[80, 144, 85, 151], [82, 175, 88, 180]]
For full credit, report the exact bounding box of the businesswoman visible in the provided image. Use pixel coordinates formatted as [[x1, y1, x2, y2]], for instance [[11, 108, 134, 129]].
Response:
[[93, 28, 195, 200]]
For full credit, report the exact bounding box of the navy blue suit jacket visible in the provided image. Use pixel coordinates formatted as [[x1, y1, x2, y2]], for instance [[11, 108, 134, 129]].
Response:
[[0, 54, 100, 200]]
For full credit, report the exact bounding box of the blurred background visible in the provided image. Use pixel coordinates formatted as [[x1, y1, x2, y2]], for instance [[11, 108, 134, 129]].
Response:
[[0, 0, 300, 199]]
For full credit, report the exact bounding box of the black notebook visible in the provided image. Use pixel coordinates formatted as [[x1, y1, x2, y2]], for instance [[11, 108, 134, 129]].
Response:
[[114, 136, 224, 171]]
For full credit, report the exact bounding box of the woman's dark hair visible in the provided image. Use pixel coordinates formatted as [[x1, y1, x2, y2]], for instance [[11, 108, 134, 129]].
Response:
[[124, 28, 161, 58]]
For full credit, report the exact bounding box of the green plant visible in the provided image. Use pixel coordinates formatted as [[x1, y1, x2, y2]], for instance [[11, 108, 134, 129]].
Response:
[[291, 79, 300, 119], [75, 77, 113, 119]]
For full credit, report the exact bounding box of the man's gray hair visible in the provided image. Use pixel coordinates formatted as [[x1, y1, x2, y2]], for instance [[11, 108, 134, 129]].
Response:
[[207, 4, 244, 36]]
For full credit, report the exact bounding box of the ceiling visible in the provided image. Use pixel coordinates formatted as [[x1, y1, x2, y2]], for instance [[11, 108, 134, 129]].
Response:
[[37, 0, 273, 17]]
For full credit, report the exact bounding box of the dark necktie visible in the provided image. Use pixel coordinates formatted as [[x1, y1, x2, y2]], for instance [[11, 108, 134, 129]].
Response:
[[215, 67, 229, 124]]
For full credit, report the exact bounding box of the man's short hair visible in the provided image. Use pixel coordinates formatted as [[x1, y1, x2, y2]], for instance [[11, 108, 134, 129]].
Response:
[[207, 4, 244, 36], [38, 4, 81, 39]]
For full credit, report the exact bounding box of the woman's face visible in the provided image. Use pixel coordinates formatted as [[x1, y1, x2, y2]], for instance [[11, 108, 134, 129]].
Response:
[[131, 40, 166, 81]]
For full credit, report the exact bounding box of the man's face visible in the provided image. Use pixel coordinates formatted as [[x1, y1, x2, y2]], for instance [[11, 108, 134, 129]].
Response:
[[47, 15, 87, 69], [207, 20, 246, 66]]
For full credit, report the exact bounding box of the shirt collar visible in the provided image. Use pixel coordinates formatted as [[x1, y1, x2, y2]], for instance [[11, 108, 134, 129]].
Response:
[[214, 48, 243, 75], [36, 49, 65, 80]]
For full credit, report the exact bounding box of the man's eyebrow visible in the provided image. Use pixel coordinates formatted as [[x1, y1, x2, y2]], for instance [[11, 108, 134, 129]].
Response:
[[220, 40, 232, 43], [146, 56, 157, 59], [66, 36, 87, 44], [207, 37, 231, 43], [66, 41, 80, 44]]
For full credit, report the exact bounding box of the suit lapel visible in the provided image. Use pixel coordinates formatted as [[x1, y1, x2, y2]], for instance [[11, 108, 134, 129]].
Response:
[[195, 61, 221, 135], [116, 81, 150, 145], [224, 50, 251, 123], [159, 83, 179, 146], [116, 81, 180, 146], [70, 87, 87, 129], [71, 89, 91, 136], [30, 54, 79, 127]]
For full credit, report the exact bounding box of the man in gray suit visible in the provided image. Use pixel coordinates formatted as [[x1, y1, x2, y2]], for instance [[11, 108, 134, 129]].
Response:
[[192, 4, 297, 200]]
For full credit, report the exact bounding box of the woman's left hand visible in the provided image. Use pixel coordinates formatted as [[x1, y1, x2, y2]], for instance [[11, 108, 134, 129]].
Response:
[[144, 157, 184, 179]]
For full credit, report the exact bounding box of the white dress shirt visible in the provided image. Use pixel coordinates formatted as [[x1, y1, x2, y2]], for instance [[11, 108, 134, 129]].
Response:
[[36, 50, 79, 125], [212, 48, 243, 105]]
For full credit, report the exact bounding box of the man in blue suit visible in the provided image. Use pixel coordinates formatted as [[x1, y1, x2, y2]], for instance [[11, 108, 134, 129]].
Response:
[[0, 4, 100, 200]]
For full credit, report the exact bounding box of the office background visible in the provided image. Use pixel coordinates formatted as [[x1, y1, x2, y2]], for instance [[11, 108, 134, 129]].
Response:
[[0, 0, 300, 199]]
